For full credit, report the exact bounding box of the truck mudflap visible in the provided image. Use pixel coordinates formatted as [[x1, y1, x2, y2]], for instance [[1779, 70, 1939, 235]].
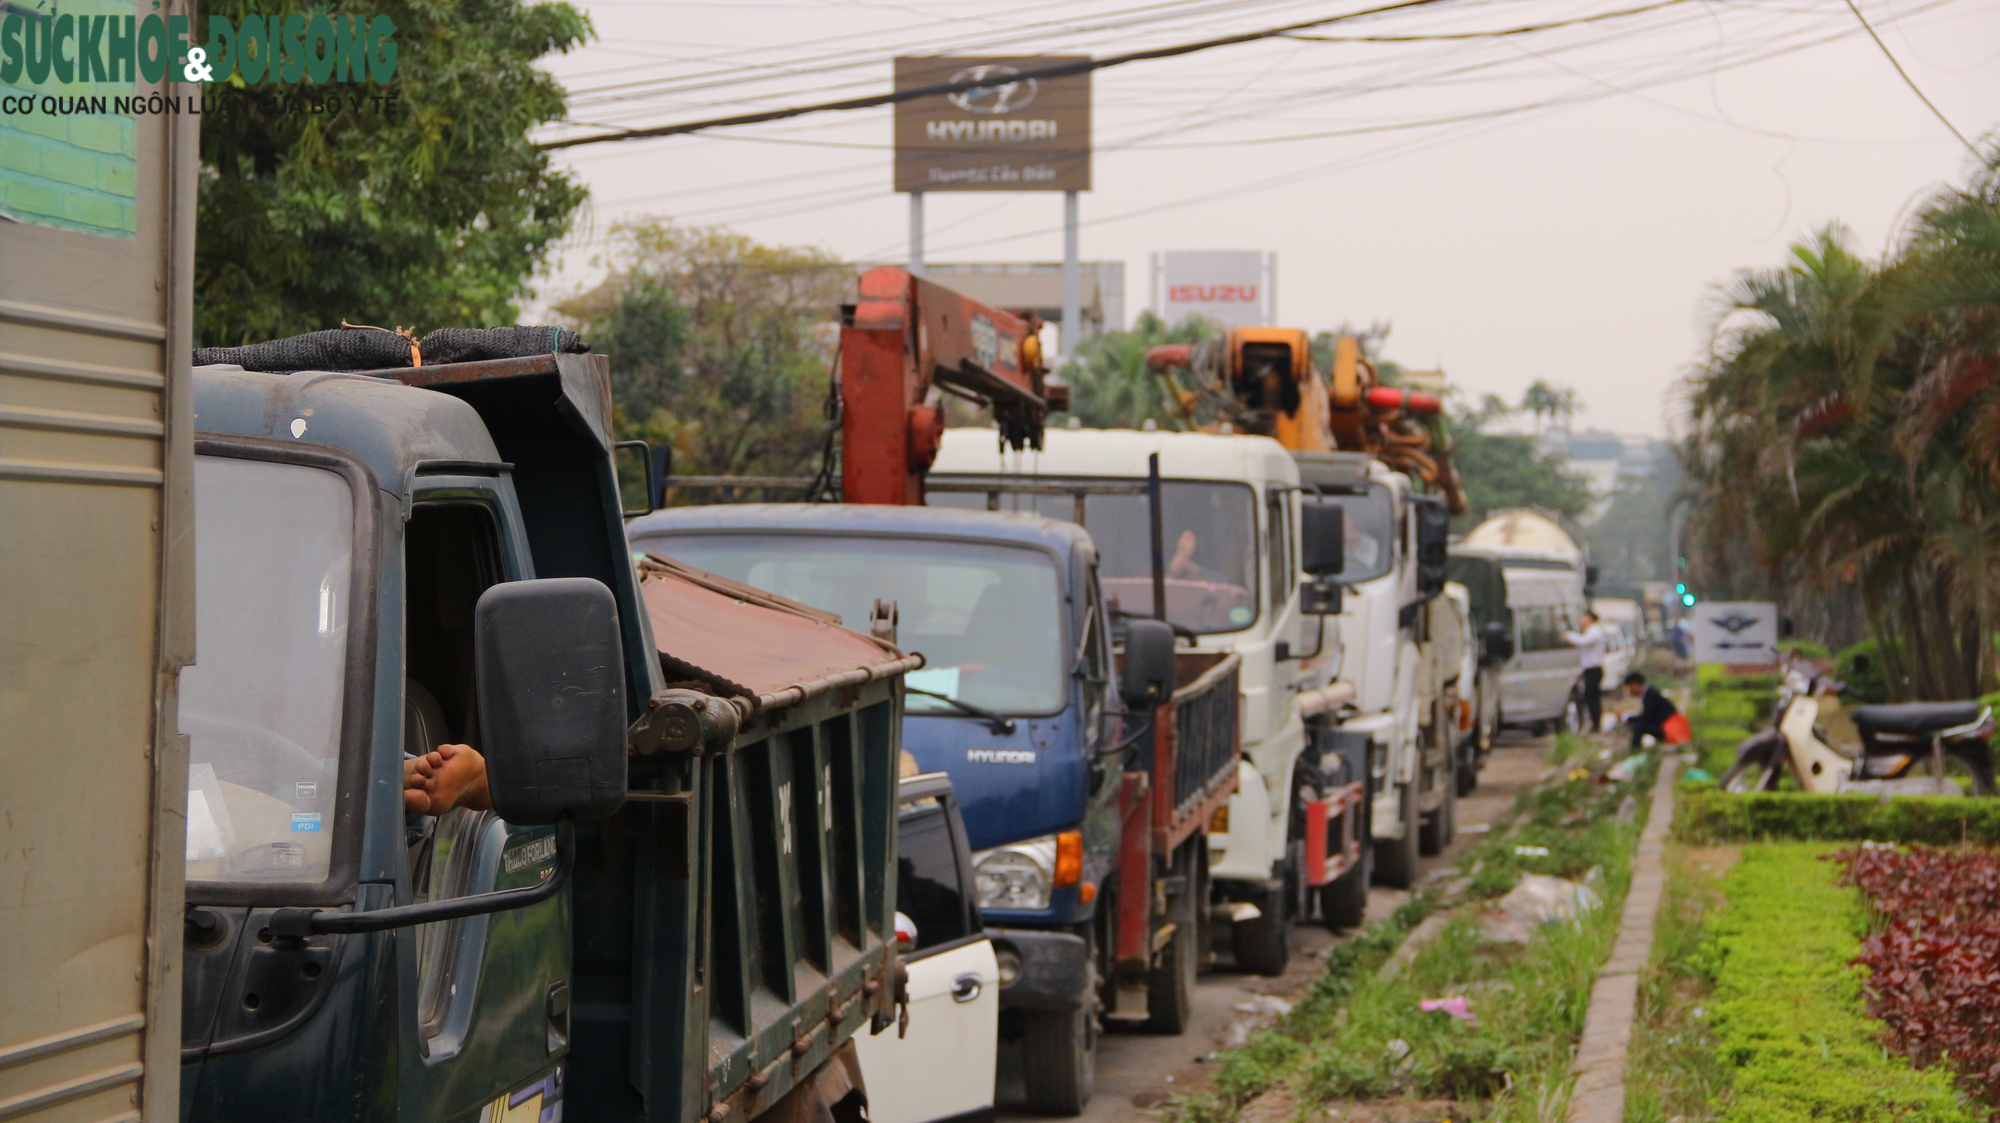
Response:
[[986, 928, 1091, 1012], [1300, 784, 1368, 887]]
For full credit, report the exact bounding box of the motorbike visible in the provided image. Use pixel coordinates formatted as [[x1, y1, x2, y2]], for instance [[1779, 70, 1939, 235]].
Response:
[[1720, 652, 1996, 796]]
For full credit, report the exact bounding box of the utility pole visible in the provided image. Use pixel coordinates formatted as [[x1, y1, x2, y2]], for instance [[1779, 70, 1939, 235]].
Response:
[[908, 191, 925, 277], [1061, 190, 1080, 359]]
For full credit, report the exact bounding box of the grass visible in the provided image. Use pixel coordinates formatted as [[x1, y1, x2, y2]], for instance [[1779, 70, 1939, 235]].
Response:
[[1627, 842, 1975, 1123], [1624, 843, 1734, 1123], [1170, 735, 1659, 1123]]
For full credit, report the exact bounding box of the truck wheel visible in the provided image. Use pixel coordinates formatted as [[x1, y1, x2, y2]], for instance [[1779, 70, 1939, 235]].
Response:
[[1457, 722, 1484, 796], [1145, 908, 1198, 1033], [1373, 782, 1420, 889], [1320, 844, 1371, 930], [1022, 1005, 1095, 1115], [1231, 885, 1290, 977], [1419, 768, 1456, 856]]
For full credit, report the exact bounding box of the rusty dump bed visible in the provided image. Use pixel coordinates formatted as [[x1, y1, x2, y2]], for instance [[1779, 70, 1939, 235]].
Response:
[[577, 552, 916, 1123], [637, 553, 923, 714]]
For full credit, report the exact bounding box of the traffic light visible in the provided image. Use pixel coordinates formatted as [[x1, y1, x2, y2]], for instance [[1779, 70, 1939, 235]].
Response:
[[1675, 582, 1696, 608]]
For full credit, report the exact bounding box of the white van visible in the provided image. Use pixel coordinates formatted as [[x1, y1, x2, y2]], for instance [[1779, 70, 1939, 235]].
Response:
[[1448, 550, 1588, 733]]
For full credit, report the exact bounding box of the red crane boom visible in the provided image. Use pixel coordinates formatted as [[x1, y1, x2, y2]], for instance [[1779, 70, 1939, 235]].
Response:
[[838, 266, 1064, 505]]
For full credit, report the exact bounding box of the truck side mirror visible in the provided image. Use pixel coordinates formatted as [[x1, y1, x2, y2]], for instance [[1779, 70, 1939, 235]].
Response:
[[1414, 498, 1449, 597], [270, 577, 629, 941], [1120, 618, 1176, 710], [614, 440, 656, 518], [1300, 503, 1344, 577], [1481, 620, 1515, 664], [476, 577, 630, 825]]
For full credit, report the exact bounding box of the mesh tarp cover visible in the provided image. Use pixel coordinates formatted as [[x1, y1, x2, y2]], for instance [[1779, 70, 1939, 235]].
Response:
[[195, 325, 587, 373]]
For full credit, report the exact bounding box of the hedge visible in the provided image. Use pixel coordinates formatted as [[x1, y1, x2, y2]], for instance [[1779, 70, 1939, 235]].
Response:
[[1675, 788, 2000, 845], [1704, 843, 1974, 1122]]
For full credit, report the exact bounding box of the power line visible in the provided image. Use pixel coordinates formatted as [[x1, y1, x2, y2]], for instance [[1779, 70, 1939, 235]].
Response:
[[1836, 0, 1980, 157], [538, 0, 1457, 150]]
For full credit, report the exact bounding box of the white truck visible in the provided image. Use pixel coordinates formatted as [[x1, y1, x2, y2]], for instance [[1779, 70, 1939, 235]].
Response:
[[929, 426, 1373, 976], [1294, 452, 1471, 888]]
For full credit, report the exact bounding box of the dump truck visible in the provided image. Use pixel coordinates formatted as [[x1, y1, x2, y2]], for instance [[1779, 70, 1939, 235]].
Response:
[[158, 335, 918, 1123], [0, 23, 198, 1122]]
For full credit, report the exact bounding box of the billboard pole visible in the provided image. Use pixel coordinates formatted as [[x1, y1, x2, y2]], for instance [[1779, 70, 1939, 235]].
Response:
[[909, 191, 926, 277], [1062, 190, 1080, 358]]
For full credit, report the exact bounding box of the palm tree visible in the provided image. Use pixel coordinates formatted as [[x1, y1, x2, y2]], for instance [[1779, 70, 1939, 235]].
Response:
[[1681, 152, 2000, 698]]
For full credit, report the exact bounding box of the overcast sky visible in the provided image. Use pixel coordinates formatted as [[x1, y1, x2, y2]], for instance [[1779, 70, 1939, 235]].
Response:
[[532, 0, 2000, 439]]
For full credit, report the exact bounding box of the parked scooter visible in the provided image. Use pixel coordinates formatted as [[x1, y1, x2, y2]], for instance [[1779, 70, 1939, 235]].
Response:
[[1721, 652, 1996, 795]]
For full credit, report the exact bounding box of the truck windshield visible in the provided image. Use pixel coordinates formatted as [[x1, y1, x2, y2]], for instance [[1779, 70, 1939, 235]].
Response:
[[932, 481, 1258, 635], [639, 534, 1065, 716], [1313, 484, 1395, 584], [181, 455, 353, 886]]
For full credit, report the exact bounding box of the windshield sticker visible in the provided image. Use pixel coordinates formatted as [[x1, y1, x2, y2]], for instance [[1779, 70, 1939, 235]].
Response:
[[295, 781, 318, 802], [504, 835, 558, 874], [1229, 606, 1253, 626], [906, 666, 961, 697], [290, 812, 323, 832], [967, 748, 1036, 765]]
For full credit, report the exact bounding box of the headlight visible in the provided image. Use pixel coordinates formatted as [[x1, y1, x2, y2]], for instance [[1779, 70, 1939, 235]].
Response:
[[973, 836, 1056, 911]]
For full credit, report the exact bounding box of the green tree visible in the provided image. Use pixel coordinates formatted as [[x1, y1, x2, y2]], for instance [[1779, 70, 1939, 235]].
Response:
[[558, 221, 852, 479], [1444, 392, 1594, 530], [195, 0, 590, 345], [1520, 380, 1580, 432], [1057, 312, 1217, 429]]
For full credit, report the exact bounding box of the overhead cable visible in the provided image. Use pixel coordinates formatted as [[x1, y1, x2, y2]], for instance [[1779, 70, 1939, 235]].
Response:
[[537, 0, 1457, 150], [1836, 0, 1980, 157]]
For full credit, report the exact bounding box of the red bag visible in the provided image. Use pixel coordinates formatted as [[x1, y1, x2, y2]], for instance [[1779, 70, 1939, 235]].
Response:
[[1663, 713, 1691, 744]]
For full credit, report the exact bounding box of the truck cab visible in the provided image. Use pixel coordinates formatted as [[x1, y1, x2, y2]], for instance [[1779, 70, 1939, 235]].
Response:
[[1293, 451, 1466, 888], [178, 351, 906, 1123], [929, 427, 1367, 972], [626, 504, 1117, 1115]]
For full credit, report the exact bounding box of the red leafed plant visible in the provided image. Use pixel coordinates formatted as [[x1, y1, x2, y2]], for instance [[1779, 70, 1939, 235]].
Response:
[[1835, 844, 2000, 1109]]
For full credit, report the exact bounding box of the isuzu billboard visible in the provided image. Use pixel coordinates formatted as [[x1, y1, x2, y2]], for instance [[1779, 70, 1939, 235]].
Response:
[[1159, 250, 1270, 328]]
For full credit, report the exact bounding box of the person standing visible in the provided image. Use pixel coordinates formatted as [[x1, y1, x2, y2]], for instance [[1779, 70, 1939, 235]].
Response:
[[1563, 610, 1607, 732]]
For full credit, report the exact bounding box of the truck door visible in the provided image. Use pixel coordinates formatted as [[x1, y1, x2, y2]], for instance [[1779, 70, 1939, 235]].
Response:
[[397, 492, 570, 1122], [854, 776, 996, 1123]]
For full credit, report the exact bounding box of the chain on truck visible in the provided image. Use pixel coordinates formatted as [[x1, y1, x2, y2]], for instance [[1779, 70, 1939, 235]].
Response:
[[630, 267, 1246, 1116]]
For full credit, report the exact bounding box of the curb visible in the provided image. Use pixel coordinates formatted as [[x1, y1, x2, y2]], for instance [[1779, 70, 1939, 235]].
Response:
[[1566, 754, 1681, 1122]]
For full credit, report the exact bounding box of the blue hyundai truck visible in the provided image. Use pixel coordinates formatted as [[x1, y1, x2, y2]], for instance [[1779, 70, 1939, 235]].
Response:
[[628, 503, 1238, 1115]]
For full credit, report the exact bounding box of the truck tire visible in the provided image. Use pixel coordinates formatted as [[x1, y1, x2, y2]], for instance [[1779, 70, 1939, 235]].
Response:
[[1373, 781, 1420, 889], [1146, 839, 1203, 1032], [1419, 767, 1455, 856], [1320, 843, 1371, 930], [1231, 885, 1290, 977], [1022, 1005, 1095, 1115]]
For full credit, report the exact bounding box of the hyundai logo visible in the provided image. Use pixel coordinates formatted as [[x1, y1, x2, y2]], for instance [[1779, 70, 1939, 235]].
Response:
[[948, 65, 1038, 114]]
